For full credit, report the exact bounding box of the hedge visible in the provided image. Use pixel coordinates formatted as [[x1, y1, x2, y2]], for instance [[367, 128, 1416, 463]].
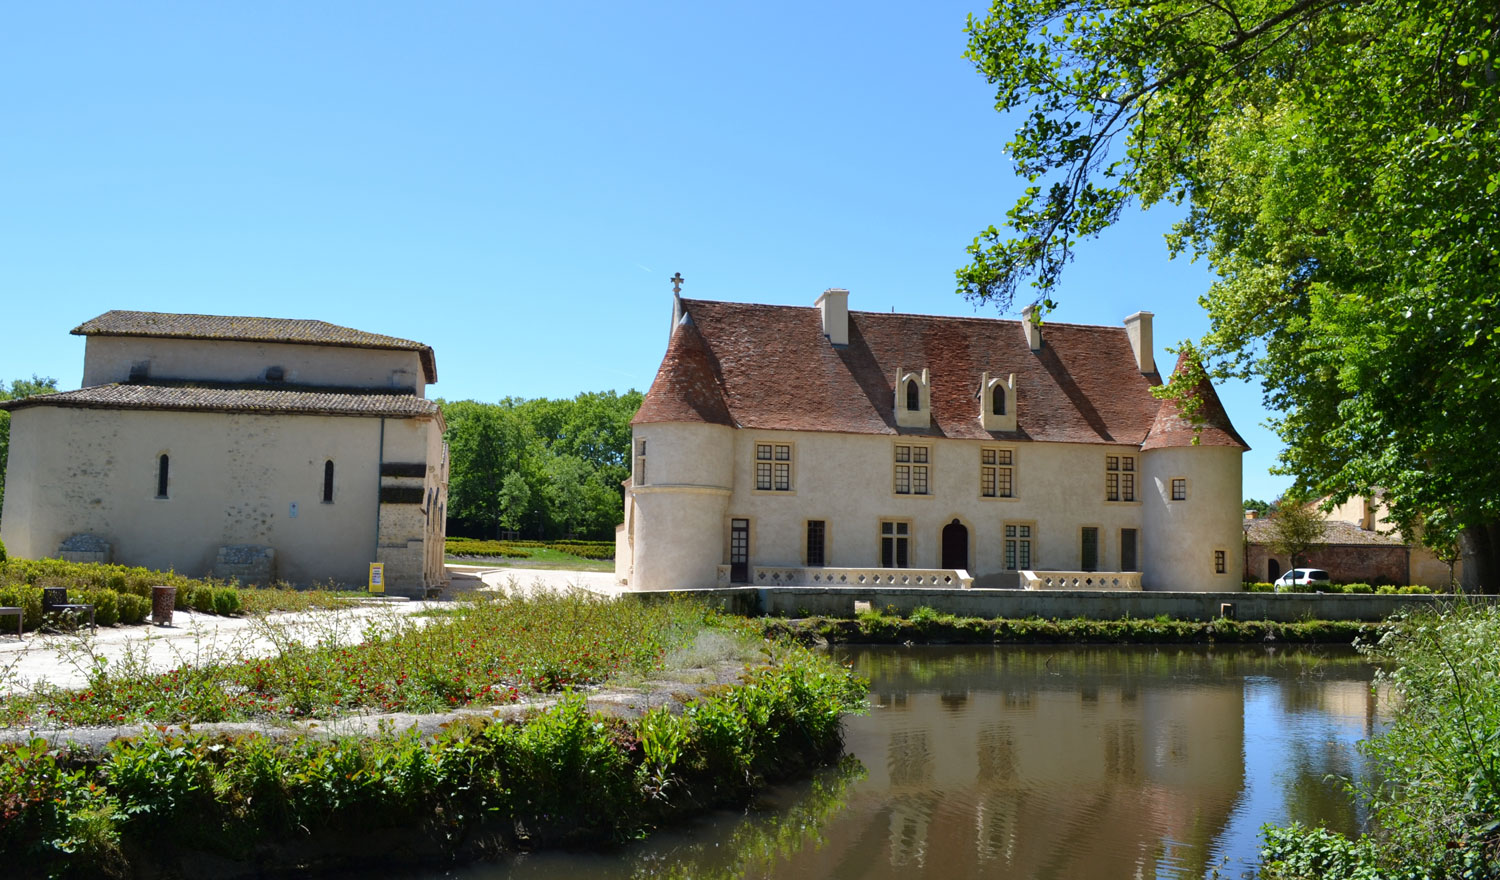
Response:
[[0, 651, 868, 875]]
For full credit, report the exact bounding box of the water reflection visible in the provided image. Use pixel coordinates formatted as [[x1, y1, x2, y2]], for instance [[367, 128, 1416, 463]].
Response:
[[440, 645, 1383, 880]]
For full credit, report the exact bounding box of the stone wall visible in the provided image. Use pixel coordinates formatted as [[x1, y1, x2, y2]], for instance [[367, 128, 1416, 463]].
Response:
[[212, 544, 277, 586], [1245, 542, 1410, 585]]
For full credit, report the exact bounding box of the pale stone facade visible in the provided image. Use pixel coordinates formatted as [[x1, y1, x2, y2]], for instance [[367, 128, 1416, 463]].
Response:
[[618, 291, 1248, 592], [0, 311, 448, 596]]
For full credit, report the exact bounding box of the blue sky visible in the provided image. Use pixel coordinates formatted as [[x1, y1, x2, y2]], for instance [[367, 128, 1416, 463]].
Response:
[[2, 0, 1291, 502]]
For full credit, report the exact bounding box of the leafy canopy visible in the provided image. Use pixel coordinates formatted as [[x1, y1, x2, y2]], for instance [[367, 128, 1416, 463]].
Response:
[[960, 0, 1500, 545]]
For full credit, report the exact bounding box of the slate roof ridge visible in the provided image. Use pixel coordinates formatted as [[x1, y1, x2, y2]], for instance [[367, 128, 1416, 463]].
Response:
[[71, 310, 438, 384]]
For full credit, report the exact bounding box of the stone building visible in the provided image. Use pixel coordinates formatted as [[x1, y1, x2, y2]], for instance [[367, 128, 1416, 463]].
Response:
[[0, 311, 448, 595], [617, 288, 1248, 591]]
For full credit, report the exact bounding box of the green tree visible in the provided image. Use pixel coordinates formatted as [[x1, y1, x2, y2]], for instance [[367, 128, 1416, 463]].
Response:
[[440, 391, 641, 541], [1265, 498, 1327, 575], [496, 470, 532, 534], [0, 376, 59, 516], [443, 401, 535, 538], [960, 0, 1500, 590]]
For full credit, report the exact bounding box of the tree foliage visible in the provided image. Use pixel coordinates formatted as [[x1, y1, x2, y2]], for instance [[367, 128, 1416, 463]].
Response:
[[960, 0, 1500, 588], [439, 391, 641, 540], [1265, 498, 1327, 573], [0, 376, 59, 517]]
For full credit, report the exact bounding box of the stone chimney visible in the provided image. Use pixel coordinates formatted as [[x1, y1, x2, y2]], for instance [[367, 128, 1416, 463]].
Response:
[[1020, 304, 1042, 351], [1124, 311, 1155, 373], [816, 288, 849, 346]]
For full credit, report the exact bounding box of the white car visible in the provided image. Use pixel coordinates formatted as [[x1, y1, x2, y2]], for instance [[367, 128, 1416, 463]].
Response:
[[1274, 568, 1332, 591]]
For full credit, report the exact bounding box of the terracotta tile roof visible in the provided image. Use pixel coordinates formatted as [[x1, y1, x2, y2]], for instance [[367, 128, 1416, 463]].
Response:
[[636, 298, 1246, 448], [0, 382, 440, 419], [1140, 351, 1249, 450], [633, 316, 735, 427], [72, 310, 437, 384], [1244, 517, 1404, 546]]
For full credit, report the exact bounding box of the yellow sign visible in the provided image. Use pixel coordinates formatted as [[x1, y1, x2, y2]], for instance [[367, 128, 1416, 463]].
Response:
[[368, 563, 385, 593]]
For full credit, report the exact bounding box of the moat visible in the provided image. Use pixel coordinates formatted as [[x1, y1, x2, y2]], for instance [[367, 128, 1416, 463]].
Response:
[[437, 644, 1384, 880]]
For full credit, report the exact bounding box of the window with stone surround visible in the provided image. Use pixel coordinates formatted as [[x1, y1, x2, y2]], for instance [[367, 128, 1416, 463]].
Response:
[[806, 520, 826, 566], [1214, 549, 1227, 574], [981, 447, 1014, 498], [755, 442, 793, 491], [881, 520, 910, 567], [322, 460, 335, 503], [1004, 523, 1033, 570], [1106, 455, 1137, 502], [894, 444, 930, 495], [156, 453, 170, 499], [635, 439, 646, 486], [1171, 477, 1187, 501]]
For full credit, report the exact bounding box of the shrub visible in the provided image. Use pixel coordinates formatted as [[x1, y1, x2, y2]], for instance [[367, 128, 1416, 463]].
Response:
[[81, 588, 121, 627], [212, 588, 242, 616], [0, 583, 44, 629], [1245, 582, 1275, 592], [1263, 604, 1500, 877], [191, 586, 217, 614], [117, 593, 148, 625], [0, 537, 6, 563], [1342, 583, 1373, 594]]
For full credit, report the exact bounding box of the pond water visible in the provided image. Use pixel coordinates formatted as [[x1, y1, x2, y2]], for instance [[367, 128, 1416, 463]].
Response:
[[442, 644, 1386, 880]]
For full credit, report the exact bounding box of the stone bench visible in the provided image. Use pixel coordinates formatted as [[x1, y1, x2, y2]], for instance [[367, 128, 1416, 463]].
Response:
[[0, 607, 21, 638]]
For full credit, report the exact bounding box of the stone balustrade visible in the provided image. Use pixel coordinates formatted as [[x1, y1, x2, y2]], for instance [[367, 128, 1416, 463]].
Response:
[[742, 566, 974, 589], [1020, 570, 1142, 591]]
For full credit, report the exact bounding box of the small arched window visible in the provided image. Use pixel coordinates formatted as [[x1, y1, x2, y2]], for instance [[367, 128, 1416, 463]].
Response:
[[156, 454, 170, 498], [991, 385, 1006, 416], [906, 379, 920, 411], [322, 460, 335, 503]]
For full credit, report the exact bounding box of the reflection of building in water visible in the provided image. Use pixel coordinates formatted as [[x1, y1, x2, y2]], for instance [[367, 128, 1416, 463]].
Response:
[[803, 675, 1245, 879], [1309, 679, 1387, 738]]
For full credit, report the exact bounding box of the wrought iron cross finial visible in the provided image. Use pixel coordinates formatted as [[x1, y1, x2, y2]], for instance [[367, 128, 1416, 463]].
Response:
[[670, 272, 684, 295]]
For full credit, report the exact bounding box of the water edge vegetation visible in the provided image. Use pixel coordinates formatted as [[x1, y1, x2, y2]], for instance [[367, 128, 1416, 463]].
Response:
[[0, 591, 868, 876]]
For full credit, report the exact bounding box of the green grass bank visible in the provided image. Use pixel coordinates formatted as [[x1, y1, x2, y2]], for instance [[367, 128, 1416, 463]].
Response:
[[764, 605, 1383, 645]]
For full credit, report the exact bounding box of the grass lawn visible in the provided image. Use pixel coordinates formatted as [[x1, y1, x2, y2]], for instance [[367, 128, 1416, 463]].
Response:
[[446, 545, 614, 572]]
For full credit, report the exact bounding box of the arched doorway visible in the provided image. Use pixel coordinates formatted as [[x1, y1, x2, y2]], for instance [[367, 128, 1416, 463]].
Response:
[[1267, 559, 1281, 581], [941, 519, 968, 570]]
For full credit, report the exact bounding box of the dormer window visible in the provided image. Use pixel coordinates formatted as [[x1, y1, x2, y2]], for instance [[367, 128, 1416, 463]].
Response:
[[979, 372, 1017, 432], [895, 367, 931, 429]]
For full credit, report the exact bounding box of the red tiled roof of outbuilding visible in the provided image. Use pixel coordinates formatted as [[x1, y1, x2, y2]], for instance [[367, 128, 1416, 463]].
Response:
[[634, 298, 1245, 448], [1140, 352, 1250, 450]]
